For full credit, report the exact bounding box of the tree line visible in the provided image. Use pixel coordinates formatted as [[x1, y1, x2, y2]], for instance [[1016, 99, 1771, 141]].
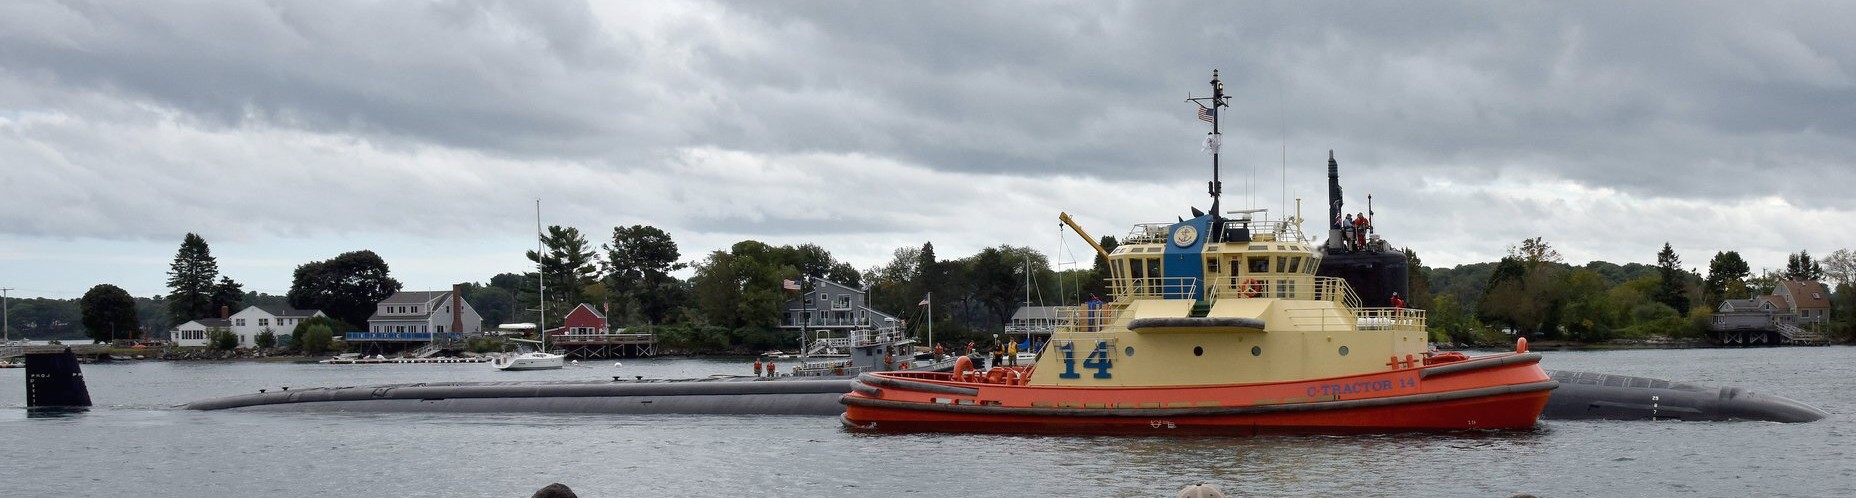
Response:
[[38, 229, 1854, 350], [1414, 238, 1856, 345]]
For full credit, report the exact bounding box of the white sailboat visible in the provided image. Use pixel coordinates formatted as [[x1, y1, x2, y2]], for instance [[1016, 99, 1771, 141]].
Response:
[[493, 199, 565, 371]]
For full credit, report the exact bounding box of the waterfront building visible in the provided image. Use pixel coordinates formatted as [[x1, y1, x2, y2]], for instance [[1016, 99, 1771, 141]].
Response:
[[171, 318, 231, 347], [1709, 280, 1833, 345], [355, 286, 485, 353], [547, 303, 657, 358], [226, 305, 326, 347], [545, 303, 608, 337], [779, 279, 899, 334]]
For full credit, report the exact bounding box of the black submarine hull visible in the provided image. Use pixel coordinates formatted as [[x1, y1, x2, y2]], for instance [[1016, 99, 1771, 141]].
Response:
[[181, 376, 851, 414], [178, 370, 1827, 423], [1542, 370, 1827, 423]]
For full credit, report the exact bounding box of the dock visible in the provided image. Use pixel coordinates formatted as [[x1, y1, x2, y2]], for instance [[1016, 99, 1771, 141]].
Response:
[[319, 356, 489, 365], [2, 344, 112, 359]]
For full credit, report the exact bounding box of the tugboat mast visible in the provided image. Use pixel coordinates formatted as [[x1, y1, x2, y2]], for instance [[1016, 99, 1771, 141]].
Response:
[[1188, 70, 1231, 237]]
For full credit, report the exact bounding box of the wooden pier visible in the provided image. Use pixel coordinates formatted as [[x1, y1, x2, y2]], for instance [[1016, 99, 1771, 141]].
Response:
[[552, 333, 656, 359]]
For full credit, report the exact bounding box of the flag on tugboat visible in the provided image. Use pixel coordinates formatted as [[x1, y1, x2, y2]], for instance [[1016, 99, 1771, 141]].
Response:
[[782, 279, 800, 291], [918, 296, 930, 306], [1198, 105, 1216, 123], [1202, 134, 1222, 155]]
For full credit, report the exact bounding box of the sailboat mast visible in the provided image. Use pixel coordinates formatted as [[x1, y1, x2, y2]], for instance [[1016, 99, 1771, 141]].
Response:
[[536, 199, 546, 352]]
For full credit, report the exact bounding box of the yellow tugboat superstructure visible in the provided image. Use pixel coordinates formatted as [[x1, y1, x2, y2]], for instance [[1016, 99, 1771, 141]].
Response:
[[841, 70, 1553, 434]]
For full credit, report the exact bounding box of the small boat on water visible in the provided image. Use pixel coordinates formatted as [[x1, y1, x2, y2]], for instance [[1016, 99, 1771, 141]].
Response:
[[489, 199, 567, 372], [840, 71, 1557, 434], [784, 325, 958, 377], [489, 350, 566, 371]]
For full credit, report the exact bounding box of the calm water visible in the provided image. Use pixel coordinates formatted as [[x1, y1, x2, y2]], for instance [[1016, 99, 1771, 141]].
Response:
[[3, 348, 1852, 497]]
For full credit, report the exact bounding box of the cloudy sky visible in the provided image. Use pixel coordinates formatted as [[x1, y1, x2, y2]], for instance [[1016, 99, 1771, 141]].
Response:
[[3, 1, 1853, 299]]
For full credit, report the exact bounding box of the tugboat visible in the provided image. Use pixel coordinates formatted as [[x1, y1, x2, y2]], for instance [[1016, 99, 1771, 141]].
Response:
[[840, 71, 1558, 434]]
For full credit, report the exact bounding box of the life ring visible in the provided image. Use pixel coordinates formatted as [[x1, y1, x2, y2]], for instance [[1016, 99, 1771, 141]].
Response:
[[899, 361, 911, 370], [1240, 279, 1262, 298], [951, 355, 974, 381]]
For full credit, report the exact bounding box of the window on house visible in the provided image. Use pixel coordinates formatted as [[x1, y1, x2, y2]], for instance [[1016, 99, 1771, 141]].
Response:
[[258, 319, 268, 327], [412, 306, 420, 314], [436, 325, 445, 334], [236, 319, 246, 326]]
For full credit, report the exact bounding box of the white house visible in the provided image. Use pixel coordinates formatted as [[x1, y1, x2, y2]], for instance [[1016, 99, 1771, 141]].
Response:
[[171, 318, 231, 347], [226, 305, 327, 347], [362, 288, 485, 341]]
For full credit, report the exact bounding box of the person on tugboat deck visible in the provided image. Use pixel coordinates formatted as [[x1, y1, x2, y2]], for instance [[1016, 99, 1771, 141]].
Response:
[[1390, 292, 1405, 309]]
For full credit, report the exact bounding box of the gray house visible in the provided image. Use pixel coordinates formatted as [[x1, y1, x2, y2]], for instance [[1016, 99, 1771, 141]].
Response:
[[1709, 280, 1833, 345], [779, 279, 898, 332], [358, 286, 485, 343]]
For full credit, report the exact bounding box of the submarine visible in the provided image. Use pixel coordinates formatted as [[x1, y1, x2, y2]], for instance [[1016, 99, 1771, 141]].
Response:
[[168, 368, 1827, 423], [14, 334, 1827, 423]]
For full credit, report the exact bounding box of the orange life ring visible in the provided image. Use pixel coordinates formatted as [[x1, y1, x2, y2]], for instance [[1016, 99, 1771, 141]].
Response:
[[1240, 279, 1262, 298], [899, 361, 911, 370]]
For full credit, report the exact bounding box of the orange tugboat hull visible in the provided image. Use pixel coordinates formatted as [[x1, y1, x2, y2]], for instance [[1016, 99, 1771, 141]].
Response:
[[842, 353, 1555, 434]]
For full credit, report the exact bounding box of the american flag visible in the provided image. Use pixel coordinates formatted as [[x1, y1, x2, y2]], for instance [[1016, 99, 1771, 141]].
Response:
[[1198, 106, 1216, 123], [781, 279, 800, 291]]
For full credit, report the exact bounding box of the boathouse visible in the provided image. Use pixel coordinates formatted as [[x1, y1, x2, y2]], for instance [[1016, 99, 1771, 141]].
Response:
[[545, 303, 656, 358], [1709, 280, 1832, 345]]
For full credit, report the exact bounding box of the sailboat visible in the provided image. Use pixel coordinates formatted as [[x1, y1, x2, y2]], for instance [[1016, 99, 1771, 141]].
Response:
[[491, 199, 566, 371]]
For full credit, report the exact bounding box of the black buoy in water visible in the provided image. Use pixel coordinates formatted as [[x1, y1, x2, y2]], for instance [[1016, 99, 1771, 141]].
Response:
[[25, 348, 93, 410]]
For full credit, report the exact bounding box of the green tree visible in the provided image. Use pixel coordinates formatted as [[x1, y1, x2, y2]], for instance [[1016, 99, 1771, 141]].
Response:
[[1785, 250, 1826, 281], [1822, 249, 1855, 288], [299, 324, 334, 355], [1704, 251, 1752, 304], [601, 225, 687, 326], [1478, 238, 1567, 338], [255, 327, 277, 349], [1654, 243, 1690, 314], [527, 225, 599, 329], [463, 285, 516, 328], [210, 276, 244, 317], [79, 284, 139, 343], [166, 233, 220, 325], [291, 315, 354, 351], [208, 327, 238, 350], [1406, 249, 1434, 310], [287, 250, 403, 328]]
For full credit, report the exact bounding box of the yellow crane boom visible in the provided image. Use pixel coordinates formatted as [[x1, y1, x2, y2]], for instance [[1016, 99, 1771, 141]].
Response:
[[1059, 212, 1110, 261]]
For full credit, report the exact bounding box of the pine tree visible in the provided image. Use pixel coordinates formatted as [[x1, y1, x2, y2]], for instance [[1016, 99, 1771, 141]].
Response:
[[166, 233, 219, 324], [1654, 243, 1690, 314]]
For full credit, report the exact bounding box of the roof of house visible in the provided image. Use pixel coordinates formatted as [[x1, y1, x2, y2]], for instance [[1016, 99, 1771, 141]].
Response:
[[251, 304, 319, 318], [1718, 299, 1760, 312], [564, 303, 607, 320], [1782, 281, 1833, 310], [378, 290, 451, 305], [182, 318, 232, 328], [1757, 295, 1788, 310]]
